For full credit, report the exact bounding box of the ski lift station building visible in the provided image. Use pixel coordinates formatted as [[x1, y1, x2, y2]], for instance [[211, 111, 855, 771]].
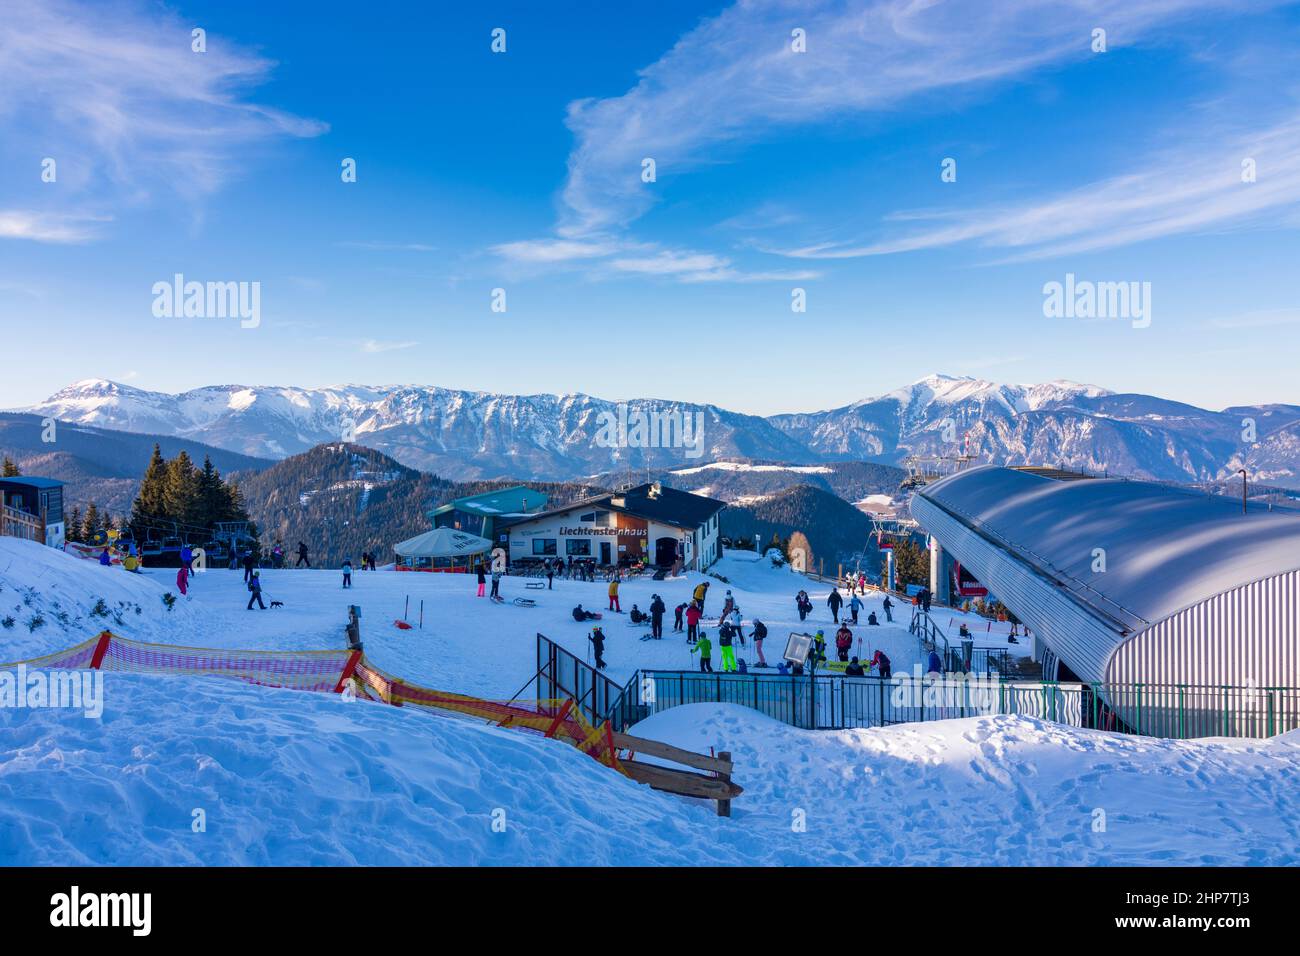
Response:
[[910, 466, 1300, 700]]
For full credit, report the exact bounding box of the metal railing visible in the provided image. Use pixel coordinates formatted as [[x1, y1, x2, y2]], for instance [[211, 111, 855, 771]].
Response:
[[630, 668, 1300, 740]]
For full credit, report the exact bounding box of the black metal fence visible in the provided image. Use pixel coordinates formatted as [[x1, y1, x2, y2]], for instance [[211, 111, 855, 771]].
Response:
[[533, 635, 1300, 740]]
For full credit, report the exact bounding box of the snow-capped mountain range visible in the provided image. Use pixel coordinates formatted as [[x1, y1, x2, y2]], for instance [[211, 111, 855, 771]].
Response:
[[16, 375, 1300, 483]]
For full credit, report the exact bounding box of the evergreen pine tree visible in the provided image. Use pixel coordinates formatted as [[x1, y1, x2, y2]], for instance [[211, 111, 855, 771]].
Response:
[[162, 450, 201, 530], [83, 502, 103, 542], [1, 456, 19, 477], [67, 507, 83, 544], [130, 444, 169, 539]]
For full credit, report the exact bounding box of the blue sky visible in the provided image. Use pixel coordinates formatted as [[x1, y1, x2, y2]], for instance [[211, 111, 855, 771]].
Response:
[[2, 0, 1299, 415]]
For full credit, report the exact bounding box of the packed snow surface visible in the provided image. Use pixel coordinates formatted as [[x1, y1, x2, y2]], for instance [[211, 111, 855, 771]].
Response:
[[3, 540, 1295, 866]]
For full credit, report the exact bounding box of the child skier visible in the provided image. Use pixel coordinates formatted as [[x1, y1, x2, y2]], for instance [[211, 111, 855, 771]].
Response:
[[685, 600, 702, 644], [691, 632, 713, 673], [342, 559, 353, 589], [589, 626, 607, 670], [718, 623, 737, 673]]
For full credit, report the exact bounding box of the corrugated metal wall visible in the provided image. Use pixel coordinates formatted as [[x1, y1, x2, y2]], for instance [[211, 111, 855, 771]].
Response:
[[911, 494, 1125, 683], [1110, 569, 1300, 688]]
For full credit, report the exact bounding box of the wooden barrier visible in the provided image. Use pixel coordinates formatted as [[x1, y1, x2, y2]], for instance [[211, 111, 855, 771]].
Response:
[[612, 730, 742, 817]]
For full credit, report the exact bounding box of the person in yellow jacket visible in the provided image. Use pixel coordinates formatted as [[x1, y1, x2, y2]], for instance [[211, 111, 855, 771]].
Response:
[[692, 581, 709, 616], [608, 575, 621, 612]]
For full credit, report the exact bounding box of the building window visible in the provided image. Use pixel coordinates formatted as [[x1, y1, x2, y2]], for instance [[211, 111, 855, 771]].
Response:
[[532, 538, 557, 556], [579, 512, 596, 522], [593, 511, 611, 528], [566, 539, 591, 556]]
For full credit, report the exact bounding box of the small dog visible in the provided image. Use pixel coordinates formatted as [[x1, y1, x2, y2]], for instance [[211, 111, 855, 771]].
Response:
[[269, 600, 285, 608]]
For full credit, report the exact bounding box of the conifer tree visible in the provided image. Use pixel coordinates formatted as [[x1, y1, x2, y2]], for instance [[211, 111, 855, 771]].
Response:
[[1, 456, 19, 477]]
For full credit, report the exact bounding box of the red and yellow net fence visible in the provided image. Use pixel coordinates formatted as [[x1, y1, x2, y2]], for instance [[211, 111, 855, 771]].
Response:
[[3, 632, 624, 773]]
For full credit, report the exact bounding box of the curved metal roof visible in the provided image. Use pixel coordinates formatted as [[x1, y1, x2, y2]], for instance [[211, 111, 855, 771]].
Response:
[[914, 465, 1300, 631]]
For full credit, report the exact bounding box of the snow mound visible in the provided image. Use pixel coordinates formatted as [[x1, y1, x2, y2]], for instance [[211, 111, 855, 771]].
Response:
[[0, 539, 203, 660], [0, 673, 748, 866], [630, 704, 1300, 866]]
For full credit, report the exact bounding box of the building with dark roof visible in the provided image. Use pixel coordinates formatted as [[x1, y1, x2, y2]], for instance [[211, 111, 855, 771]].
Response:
[[0, 476, 66, 548], [501, 482, 725, 570]]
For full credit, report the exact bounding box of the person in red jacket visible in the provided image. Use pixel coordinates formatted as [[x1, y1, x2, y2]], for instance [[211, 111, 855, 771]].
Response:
[[835, 623, 853, 662], [176, 564, 190, 596], [685, 600, 703, 644]]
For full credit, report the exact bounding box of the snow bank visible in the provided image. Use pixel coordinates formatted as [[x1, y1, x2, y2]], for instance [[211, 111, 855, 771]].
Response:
[[0, 539, 205, 660], [631, 704, 1300, 866], [0, 673, 749, 866]]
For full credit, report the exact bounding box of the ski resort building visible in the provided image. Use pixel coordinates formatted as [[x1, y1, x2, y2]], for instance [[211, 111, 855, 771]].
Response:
[[0, 476, 65, 549], [429, 486, 549, 548], [910, 465, 1300, 729], [501, 482, 725, 571]]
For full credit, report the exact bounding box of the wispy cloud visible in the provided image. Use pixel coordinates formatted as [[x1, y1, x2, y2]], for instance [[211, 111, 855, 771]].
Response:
[[773, 114, 1300, 262], [337, 241, 439, 253], [0, 0, 326, 242], [498, 0, 1249, 281], [1204, 307, 1300, 330], [557, 0, 1244, 239], [360, 339, 419, 354], [0, 210, 109, 243]]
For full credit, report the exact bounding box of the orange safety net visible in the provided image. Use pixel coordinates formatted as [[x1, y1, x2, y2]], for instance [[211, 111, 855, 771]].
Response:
[[2, 632, 623, 772]]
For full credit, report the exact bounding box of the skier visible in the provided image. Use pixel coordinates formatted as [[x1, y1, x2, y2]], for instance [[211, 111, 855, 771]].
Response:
[[691, 632, 713, 673], [296, 541, 310, 568], [629, 604, 647, 624], [849, 593, 863, 625], [827, 587, 843, 623], [720, 589, 735, 623], [588, 626, 607, 670], [883, 595, 894, 623], [811, 630, 827, 666], [272, 543, 284, 569], [835, 623, 853, 662], [959, 623, 972, 638], [490, 566, 502, 601], [572, 604, 598, 622], [476, 563, 486, 598], [98, 547, 112, 566], [650, 594, 666, 639], [608, 576, 621, 613], [673, 602, 687, 633], [692, 581, 709, 616], [751, 618, 768, 666], [845, 657, 866, 677], [176, 563, 190, 596], [545, 560, 554, 590], [246, 570, 266, 610], [867, 611, 879, 626], [858, 571, 867, 594], [718, 623, 737, 673], [242, 551, 256, 584], [179, 543, 193, 571], [342, 558, 353, 589], [872, 649, 892, 679], [921, 588, 932, 613], [728, 606, 745, 645], [685, 600, 702, 644]]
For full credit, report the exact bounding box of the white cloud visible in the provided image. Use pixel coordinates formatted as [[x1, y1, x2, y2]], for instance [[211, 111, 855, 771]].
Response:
[[773, 114, 1300, 261], [557, 0, 1244, 239], [492, 238, 621, 263], [361, 339, 419, 354], [0, 210, 107, 243], [0, 0, 326, 241]]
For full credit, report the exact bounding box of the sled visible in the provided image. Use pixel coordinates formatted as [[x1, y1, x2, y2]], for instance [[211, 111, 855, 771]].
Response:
[[512, 598, 536, 608], [525, 582, 545, 590], [638, 633, 659, 641], [393, 619, 413, 630]]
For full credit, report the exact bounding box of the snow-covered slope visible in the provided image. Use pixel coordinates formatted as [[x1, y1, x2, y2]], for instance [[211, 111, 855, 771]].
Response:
[[3, 540, 1297, 866]]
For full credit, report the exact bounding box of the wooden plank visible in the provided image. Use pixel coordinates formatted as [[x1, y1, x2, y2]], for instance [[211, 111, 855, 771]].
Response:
[[621, 760, 743, 801], [611, 731, 733, 775]]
